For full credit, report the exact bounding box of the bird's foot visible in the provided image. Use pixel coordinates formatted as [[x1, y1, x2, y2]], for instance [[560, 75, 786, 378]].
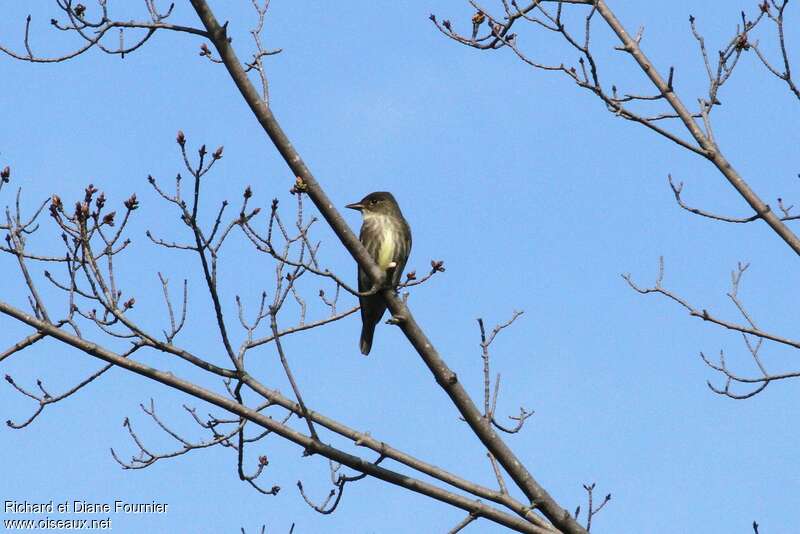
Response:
[[386, 311, 408, 326]]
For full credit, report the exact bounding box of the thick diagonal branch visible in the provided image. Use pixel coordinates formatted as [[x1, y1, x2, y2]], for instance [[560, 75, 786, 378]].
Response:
[[187, 2, 582, 531], [593, 0, 800, 256], [0, 298, 549, 534]]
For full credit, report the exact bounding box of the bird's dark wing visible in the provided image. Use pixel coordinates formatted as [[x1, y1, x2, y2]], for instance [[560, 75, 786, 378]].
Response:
[[391, 217, 412, 287], [358, 218, 384, 292]]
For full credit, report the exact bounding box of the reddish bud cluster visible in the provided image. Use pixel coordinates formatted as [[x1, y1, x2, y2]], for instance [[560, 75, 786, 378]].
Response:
[[176, 130, 186, 146], [75, 201, 90, 221], [735, 33, 750, 51], [124, 194, 139, 211], [290, 176, 308, 195], [84, 184, 98, 203], [430, 260, 446, 272], [212, 146, 224, 160], [244, 186, 253, 199], [1, 166, 10, 183], [49, 195, 63, 217]]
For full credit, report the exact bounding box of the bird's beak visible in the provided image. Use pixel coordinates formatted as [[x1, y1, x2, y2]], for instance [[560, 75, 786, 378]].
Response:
[[345, 202, 364, 211]]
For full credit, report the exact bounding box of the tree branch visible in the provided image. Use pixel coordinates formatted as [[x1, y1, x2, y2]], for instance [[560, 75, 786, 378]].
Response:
[[0, 297, 551, 534]]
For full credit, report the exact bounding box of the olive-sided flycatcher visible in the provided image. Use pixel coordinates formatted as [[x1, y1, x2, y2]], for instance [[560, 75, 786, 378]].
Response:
[[346, 192, 412, 355]]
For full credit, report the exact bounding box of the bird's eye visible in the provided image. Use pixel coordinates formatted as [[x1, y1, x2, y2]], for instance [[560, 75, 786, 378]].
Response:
[[370, 199, 377, 205]]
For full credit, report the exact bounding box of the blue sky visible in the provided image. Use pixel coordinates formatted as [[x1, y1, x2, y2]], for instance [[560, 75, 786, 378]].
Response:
[[1, 1, 798, 533]]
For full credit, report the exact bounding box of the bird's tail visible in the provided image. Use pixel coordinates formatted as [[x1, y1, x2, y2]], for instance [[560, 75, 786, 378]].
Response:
[[358, 293, 386, 356], [360, 323, 375, 356]]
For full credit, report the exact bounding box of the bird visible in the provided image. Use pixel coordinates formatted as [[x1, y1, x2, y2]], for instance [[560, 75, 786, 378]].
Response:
[[346, 191, 412, 355]]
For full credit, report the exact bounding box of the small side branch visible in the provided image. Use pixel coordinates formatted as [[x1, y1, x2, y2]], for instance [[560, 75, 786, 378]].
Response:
[[623, 259, 800, 351], [448, 513, 479, 534], [668, 175, 765, 223], [624, 258, 800, 398], [4, 342, 133, 429], [297, 457, 383, 515], [0, 4, 207, 63], [575, 483, 610, 532], [476, 311, 533, 434]]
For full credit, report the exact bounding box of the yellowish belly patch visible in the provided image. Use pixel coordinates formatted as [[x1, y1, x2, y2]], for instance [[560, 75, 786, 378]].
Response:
[[378, 233, 395, 269]]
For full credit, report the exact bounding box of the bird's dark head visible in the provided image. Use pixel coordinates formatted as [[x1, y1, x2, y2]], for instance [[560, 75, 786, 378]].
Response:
[[346, 192, 401, 216]]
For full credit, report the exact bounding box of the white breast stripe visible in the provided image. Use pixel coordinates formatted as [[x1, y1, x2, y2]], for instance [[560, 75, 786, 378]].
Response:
[[378, 218, 395, 269], [364, 212, 398, 270]]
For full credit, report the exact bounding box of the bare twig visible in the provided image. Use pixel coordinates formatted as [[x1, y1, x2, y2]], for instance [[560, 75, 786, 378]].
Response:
[[580, 483, 611, 532], [625, 258, 800, 398]]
